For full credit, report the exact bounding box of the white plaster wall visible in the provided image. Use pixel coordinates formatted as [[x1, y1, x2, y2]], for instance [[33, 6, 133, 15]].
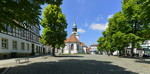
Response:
[[90, 46, 98, 51], [126, 43, 132, 48], [63, 42, 84, 54], [44, 46, 52, 53], [0, 33, 31, 53], [71, 43, 78, 53], [113, 51, 119, 55], [78, 44, 83, 53], [133, 48, 138, 53], [83, 47, 86, 53], [64, 43, 70, 53], [144, 40, 150, 46], [143, 40, 150, 49], [125, 48, 139, 54]]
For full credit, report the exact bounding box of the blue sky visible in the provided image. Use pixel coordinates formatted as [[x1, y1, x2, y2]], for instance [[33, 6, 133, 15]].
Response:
[[40, 0, 123, 47]]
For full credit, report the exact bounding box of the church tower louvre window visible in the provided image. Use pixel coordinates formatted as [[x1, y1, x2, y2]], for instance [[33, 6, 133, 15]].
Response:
[[72, 21, 77, 32], [71, 21, 79, 40]]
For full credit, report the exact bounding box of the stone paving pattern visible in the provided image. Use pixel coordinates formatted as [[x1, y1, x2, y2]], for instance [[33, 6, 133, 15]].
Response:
[[0, 55, 150, 74]]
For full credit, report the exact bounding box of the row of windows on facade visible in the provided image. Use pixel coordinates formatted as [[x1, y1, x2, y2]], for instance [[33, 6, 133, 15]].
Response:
[[1, 38, 30, 50], [1, 26, 40, 43], [4, 24, 40, 35], [1, 38, 44, 53], [36, 46, 43, 53]]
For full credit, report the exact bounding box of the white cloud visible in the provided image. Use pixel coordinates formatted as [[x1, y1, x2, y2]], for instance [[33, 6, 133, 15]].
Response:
[[89, 23, 108, 31], [96, 17, 103, 22], [107, 14, 113, 19], [77, 28, 86, 33]]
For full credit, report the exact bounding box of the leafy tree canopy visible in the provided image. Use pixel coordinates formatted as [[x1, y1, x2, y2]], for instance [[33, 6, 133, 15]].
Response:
[[40, 4, 67, 56], [0, 0, 63, 31], [97, 0, 150, 56]]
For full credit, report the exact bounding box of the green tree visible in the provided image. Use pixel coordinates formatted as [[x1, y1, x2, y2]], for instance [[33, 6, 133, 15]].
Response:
[[122, 0, 144, 57], [104, 12, 129, 55], [139, 0, 150, 25], [98, 0, 150, 57], [108, 12, 130, 54], [138, 0, 150, 40], [98, 11, 136, 55], [0, 0, 63, 31], [112, 32, 128, 55], [40, 4, 67, 56], [97, 37, 105, 52], [97, 30, 114, 54]]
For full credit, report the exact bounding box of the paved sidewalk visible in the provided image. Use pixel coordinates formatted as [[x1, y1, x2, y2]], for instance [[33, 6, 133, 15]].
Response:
[[0, 55, 150, 74], [0, 55, 52, 68]]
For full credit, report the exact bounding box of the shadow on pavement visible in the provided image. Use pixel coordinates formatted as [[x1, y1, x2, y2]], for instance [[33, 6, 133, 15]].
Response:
[[55, 55, 84, 58], [135, 60, 150, 64], [5, 59, 138, 74], [114, 55, 150, 64], [0, 68, 6, 73], [0, 54, 50, 60], [115, 55, 138, 59]]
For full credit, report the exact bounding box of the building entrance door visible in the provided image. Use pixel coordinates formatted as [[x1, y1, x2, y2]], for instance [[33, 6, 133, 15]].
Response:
[[31, 44, 35, 55], [43, 48, 45, 54]]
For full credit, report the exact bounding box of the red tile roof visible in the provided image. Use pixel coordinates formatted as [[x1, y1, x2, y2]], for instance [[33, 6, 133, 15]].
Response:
[[90, 44, 98, 46], [65, 34, 80, 43], [81, 42, 86, 47], [86, 47, 91, 50]]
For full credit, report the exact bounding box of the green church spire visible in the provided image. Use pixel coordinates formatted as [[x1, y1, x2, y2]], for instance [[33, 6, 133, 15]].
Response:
[[73, 21, 77, 28]]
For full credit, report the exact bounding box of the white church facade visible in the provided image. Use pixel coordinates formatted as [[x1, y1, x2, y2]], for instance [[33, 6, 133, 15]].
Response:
[[63, 22, 87, 54]]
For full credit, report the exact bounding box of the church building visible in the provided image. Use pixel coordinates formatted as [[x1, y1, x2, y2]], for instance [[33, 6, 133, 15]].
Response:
[[63, 22, 87, 54]]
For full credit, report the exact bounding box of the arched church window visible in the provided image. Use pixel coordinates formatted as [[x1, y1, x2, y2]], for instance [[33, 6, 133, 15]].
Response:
[[71, 44, 74, 50], [77, 44, 79, 50]]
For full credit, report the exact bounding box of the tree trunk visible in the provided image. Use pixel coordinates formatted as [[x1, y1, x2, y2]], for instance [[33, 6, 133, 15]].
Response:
[[52, 46, 55, 56], [122, 49, 125, 56], [131, 48, 134, 57], [131, 21, 137, 57], [119, 50, 121, 56], [110, 50, 113, 55], [131, 42, 135, 57], [118, 47, 122, 56]]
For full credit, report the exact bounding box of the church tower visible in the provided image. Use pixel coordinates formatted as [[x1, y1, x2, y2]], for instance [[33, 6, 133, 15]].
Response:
[[71, 21, 79, 40]]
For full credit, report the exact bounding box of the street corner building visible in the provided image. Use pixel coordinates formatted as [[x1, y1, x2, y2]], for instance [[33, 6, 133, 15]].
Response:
[[0, 23, 48, 59], [63, 21, 87, 54]]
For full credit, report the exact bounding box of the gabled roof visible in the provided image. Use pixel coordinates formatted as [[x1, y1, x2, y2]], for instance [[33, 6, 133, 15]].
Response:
[[90, 44, 98, 46], [65, 34, 80, 43], [86, 47, 91, 50], [81, 42, 86, 47]]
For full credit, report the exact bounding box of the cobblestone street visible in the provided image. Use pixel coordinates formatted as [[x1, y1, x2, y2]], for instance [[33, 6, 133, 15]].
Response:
[[0, 55, 150, 74]]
